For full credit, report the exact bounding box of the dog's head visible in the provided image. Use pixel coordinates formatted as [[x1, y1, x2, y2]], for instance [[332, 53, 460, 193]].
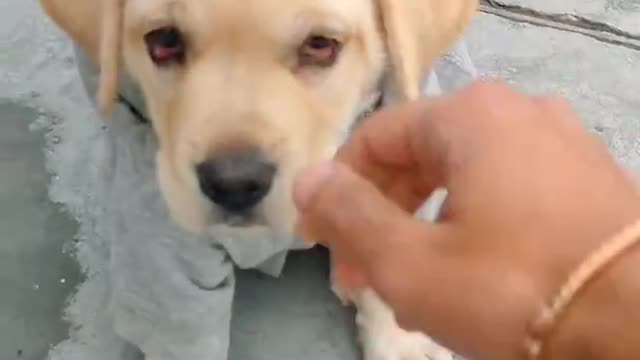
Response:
[[44, 0, 476, 235]]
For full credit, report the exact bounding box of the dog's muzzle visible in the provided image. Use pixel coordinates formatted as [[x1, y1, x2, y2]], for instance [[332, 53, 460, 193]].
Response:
[[196, 148, 276, 218]]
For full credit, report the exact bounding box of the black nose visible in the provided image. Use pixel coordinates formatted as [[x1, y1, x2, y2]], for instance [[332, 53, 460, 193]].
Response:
[[196, 150, 276, 213]]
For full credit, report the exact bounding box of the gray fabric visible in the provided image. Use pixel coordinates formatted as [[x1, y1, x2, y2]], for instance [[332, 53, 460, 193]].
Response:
[[46, 39, 478, 360]]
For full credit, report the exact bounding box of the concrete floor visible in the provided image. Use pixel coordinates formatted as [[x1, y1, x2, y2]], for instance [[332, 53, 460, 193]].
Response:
[[1, 0, 639, 359], [0, 103, 81, 360]]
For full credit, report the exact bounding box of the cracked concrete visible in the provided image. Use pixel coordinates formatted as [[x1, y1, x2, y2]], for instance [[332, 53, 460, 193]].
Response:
[[483, 0, 640, 37], [465, 13, 640, 171], [480, 0, 640, 50]]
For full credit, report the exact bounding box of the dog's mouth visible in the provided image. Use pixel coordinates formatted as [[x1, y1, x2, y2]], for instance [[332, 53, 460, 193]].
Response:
[[205, 199, 297, 242], [206, 221, 284, 245]]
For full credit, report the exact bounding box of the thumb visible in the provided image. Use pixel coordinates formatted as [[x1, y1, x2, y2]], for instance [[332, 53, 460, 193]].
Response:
[[294, 160, 412, 252], [293, 161, 461, 333], [293, 161, 444, 286]]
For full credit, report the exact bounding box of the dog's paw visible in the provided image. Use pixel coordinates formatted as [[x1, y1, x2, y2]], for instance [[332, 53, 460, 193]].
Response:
[[353, 289, 455, 360], [358, 317, 455, 360]]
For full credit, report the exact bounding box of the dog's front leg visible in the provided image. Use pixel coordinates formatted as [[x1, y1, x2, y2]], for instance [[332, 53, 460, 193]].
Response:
[[347, 288, 455, 360], [329, 191, 454, 360]]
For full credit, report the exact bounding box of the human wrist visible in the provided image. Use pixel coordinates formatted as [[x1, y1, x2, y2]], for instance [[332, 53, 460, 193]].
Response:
[[531, 204, 640, 360]]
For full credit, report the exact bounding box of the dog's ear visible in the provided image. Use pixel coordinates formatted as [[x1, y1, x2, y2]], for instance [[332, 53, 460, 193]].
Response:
[[39, 0, 124, 115], [375, 0, 478, 102], [96, 0, 124, 115]]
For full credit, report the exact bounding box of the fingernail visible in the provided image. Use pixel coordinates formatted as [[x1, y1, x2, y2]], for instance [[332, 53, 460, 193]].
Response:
[[293, 161, 336, 211]]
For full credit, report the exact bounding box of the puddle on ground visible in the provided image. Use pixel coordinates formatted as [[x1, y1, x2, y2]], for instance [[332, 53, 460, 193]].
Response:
[[0, 102, 81, 360]]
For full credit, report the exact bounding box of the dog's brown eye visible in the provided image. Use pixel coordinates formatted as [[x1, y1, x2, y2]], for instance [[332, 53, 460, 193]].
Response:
[[299, 35, 341, 67], [145, 27, 185, 66]]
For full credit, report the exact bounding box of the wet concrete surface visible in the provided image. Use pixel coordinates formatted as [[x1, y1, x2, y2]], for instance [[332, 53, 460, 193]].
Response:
[[0, 102, 81, 360]]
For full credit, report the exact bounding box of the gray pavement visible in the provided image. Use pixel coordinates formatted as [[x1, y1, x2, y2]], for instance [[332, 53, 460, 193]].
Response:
[[468, 8, 640, 171], [0, 103, 81, 360], [485, 0, 640, 36], [1, 0, 639, 359]]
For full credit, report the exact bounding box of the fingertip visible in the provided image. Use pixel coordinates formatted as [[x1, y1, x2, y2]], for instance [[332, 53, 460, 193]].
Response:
[[293, 161, 336, 211]]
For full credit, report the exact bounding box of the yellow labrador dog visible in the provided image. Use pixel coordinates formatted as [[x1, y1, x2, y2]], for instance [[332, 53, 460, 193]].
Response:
[[39, 0, 477, 359]]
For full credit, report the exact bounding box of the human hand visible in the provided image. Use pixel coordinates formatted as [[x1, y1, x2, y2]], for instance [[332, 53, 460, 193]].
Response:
[[293, 80, 640, 360]]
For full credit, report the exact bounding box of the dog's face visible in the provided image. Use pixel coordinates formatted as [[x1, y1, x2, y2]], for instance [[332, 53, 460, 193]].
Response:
[[39, 0, 477, 236], [120, 0, 386, 234]]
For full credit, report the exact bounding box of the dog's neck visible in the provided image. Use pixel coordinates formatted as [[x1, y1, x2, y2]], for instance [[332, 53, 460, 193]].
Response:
[[117, 93, 151, 124]]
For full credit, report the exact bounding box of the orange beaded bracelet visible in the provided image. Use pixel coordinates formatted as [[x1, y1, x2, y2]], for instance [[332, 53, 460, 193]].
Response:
[[524, 218, 640, 359]]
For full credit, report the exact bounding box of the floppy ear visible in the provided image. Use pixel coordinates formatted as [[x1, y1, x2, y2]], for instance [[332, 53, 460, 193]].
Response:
[[96, 0, 124, 114], [376, 0, 478, 102], [39, 0, 124, 115]]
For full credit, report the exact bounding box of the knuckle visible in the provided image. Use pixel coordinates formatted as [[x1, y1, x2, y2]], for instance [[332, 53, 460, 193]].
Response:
[[536, 94, 574, 113], [452, 79, 523, 120], [466, 78, 516, 100]]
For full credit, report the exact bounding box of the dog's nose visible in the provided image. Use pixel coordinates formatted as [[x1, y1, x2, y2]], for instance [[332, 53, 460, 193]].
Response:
[[196, 150, 276, 212]]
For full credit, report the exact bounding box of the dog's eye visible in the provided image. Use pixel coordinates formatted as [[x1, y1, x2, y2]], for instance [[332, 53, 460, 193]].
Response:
[[298, 35, 341, 67], [144, 27, 185, 66]]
